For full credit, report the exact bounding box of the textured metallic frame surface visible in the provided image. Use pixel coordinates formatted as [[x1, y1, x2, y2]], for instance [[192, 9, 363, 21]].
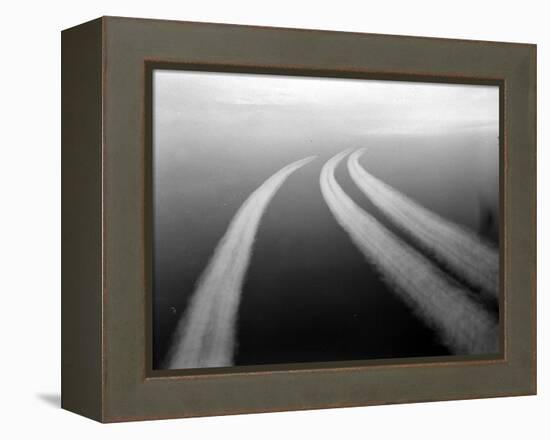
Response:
[[61, 16, 536, 422]]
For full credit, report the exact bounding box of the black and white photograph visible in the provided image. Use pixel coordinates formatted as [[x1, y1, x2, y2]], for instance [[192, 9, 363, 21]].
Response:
[[152, 68, 501, 370]]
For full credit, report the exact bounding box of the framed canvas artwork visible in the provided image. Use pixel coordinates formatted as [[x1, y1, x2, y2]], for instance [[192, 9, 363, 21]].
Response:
[[61, 16, 536, 422]]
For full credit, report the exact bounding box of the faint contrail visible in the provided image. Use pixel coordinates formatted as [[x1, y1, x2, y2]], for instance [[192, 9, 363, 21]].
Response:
[[348, 149, 498, 299], [166, 156, 316, 369], [320, 150, 498, 354]]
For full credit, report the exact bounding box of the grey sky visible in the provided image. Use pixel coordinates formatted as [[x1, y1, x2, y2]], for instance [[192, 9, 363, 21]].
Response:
[[154, 69, 499, 138]]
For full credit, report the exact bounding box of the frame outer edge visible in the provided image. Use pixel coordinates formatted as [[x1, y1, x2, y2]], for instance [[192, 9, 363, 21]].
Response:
[[531, 43, 537, 396], [61, 17, 104, 422]]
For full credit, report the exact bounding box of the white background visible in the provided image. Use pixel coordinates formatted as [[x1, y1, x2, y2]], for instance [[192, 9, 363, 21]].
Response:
[[1, 0, 546, 437]]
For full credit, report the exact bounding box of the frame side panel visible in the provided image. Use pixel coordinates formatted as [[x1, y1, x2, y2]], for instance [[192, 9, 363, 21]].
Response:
[[61, 17, 104, 421]]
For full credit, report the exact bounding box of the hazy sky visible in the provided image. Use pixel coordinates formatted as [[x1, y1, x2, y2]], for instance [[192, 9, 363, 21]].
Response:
[[154, 69, 499, 137]]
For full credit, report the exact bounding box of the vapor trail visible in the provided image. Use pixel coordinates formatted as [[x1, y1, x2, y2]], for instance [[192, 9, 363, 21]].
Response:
[[320, 150, 498, 354], [348, 149, 498, 299], [166, 156, 316, 369]]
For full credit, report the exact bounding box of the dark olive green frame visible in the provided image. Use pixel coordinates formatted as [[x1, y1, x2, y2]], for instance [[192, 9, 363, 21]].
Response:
[[61, 16, 536, 423]]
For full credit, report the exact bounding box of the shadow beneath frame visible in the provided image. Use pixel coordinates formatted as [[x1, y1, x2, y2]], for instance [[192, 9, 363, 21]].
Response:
[[36, 393, 61, 408]]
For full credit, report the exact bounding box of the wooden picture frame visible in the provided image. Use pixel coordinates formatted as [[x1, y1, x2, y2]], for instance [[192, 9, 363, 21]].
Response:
[[61, 16, 536, 422]]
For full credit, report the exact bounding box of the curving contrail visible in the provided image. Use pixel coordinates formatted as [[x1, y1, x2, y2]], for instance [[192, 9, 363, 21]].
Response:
[[320, 150, 498, 354], [348, 148, 499, 299], [166, 156, 316, 369]]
